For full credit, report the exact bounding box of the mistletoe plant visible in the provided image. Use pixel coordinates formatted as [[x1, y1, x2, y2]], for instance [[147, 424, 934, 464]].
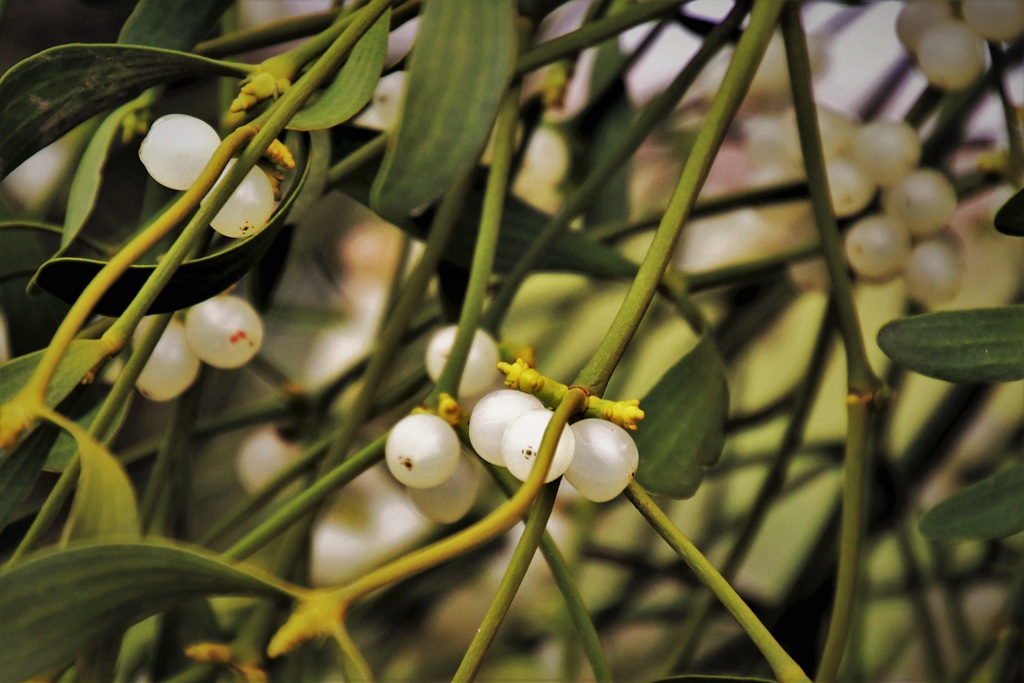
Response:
[[0, 0, 1022, 681]]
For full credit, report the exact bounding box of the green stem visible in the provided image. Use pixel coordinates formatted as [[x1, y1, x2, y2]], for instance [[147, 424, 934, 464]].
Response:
[[334, 620, 375, 683], [454, 479, 561, 682], [325, 133, 388, 187], [624, 482, 809, 683], [486, 465, 612, 683], [574, 0, 783, 396], [431, 87, 519, 401], [989, 42, 1024, 183], [686, 240, 820, 293], [484, 0, 748, 333], [893, 522, 946, 681]]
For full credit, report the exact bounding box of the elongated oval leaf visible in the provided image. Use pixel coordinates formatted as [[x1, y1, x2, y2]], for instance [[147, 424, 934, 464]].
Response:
[[45, 392, 134, 472], [919, 464, 1024, 540], [119, 0, 233, 51], [877, 305, 1024, 383], [0, 44, 245, 179], [0, 541, 294, 680], [32, 135, 311, 315], [0, 339, 110, 409], [59, 424, 140, 543], [0, 222, 66, 355], [993, 185, 1024, 237], [287, 9, 389, 132], [633, 335, 729, 499], [370, 0, 516, 222]]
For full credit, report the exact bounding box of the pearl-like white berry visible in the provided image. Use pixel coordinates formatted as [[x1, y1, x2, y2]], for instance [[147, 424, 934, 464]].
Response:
[[202, 160, 276, 238], [139, 114, 221, 191], [501, 409, 575, 484], [843, 214, 912, 281], [883, 168, 958, 238], [385, 413, 461, 488], [468, 389, 545, 465], [915, 20, 987, 91], [896, 0, 953, 54], [134, 318, 201, 402], [564, 419, 639, 503], [853, 120, 921, 187], [236, 425, 301, 493], [904, 238, 965, 306], [827, 158, 875, 218], [407, 453, 481, 524], [961, 0, 1024, 42], [184, 295, 264, 369], [424, 325, 501, 399]]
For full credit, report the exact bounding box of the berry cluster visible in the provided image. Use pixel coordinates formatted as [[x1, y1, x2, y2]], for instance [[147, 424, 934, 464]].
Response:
[[897, 0, 1024, 91], [383, 326, 641, 522], [134, 294, 264, 401], [139, 114, 276, 238]]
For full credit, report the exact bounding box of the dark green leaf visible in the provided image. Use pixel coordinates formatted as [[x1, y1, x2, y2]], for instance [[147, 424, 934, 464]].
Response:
[[0, 541, 293, 680], [581, 41, 632, 227], [919, 464, 1024, 540], [877, 305, 1024, 383], [0, 222, 66, 355], [993, 185, 1024, 236], [287, 9, 389, 132], [633, 335, 729, 499], [0, 44, 245, 179], [650, 676, 776, 683], [0, 400, 73, 532], [119, 0, 232, 51], [32, 134, 311, 315], [370, 0, 516, 222]]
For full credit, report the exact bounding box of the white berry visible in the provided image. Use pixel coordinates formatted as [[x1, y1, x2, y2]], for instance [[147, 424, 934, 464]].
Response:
[[816, 107, 859, 162], [202, 160, 276, 238], [853, 120, 921, 187], [843, 214, 912, 281], [501, 410, 575, 484], [236, 426, 301, 493], [564, 419, 639, 503], [424, 325, 501, 399], [134, 318, 201, 402], [961, 0, 1024, 42], [904, 238, 965, 306], [827, 158, 875, 218], [139, 114, 221, 191], [408, 453, 481, 524], [385, 413, 461, 488], [185, 295, 264, 369], [883, 168, 958, 238], [896, 0, 953, 53], [468, 389, 545, 465], [916, 20, 987, 91]]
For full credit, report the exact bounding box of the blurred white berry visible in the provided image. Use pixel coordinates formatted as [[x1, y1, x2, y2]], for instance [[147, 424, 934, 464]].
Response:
[[904, 237, 966, 306], [134, 318, 201, 402], [236, 425, 301, 492], [961, 0, 1024, 42], [896, 0, 953, 53], [853, 120, 921, 187], [916, 20, 987, 91], [883, 168, 958, 238], [354, 71, 406, 131], [424, 325, 501, 400], [827, 158, 875, 218], [843, 214, 912, 281], [408, 453, 482, 524]]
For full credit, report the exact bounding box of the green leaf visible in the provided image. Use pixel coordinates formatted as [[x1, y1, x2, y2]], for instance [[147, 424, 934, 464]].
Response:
[[287, 9, 389, 132], [877, 305, 1024, 383], [0, 222, 66, 355], [45, 391, 135, 471], [370, 0, 516, 222], [650, 676, 776, 683], [919, 464, 1024, 540], [993, 185, 1024, 236], [633, 335, 729, 499], [0, 404, 70, 532], [61, 103, 136, 251], [32, 134, 312, 316], [0, 44, 244, 179], [57, 419, 140, 543], [0, 541, 294, 680], [0, 340, 110, 412], [119, 0, 233, 51]]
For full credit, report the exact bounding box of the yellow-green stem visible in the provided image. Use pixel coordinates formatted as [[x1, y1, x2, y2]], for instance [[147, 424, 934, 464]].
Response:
[[624, 482, 809, 683]]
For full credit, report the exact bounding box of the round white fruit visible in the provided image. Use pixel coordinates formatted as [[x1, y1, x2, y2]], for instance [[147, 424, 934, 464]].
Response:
[[853, 120, 921, 187], [134, 318, 201, 402], [424, 325, 501, 399], [827, 158, 875, 218], [407, 453, 481, 524], [501, 410, 575, 484], [916, 20, 987, 91], [468, 389, 545, 465], [385, 413, 461, 488], [139, 114, 221, 191], [565, 419, 639, 503], [202, 160, 276, 238], [961, 0, 1024, 42], [896, 0, 953, 53], [236, 425, 301, 493], [185, 295, 264, 369], [904, 238, 965, 306], [883, 168, 958, 238], [843, 214, 912, 281]]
